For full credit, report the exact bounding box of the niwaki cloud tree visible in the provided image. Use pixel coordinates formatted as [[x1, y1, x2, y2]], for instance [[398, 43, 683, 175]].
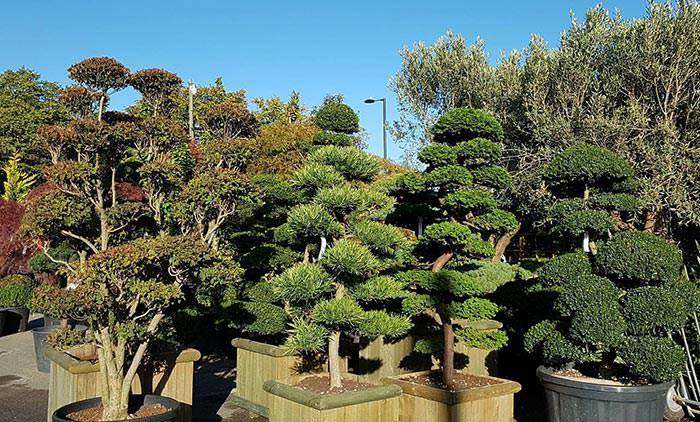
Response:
[[245, 101, 414, 389]]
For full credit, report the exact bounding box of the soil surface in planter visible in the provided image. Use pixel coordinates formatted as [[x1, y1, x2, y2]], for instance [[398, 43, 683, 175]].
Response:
[[295, 375, 375, 395], [402, 371, 502, 392], [65, 403, 169, 421]]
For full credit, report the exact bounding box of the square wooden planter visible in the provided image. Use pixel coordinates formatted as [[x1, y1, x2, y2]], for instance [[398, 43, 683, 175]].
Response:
[[263, 373, 402, 422], [382, 370, 521, 422], [230, 338, 348, 417], [355, 335, 422, 381], [45, 347, 200, 422]]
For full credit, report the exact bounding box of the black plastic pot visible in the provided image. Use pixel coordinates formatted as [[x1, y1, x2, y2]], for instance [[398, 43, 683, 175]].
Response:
[[52, 395, 180, 422], [0, 307, 30, 335], [537, 366, 673, 422], [32, 325, 58, 373]]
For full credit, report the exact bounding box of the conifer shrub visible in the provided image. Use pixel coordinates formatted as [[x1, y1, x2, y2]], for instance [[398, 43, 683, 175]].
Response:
[[525, 147, 690, 384]]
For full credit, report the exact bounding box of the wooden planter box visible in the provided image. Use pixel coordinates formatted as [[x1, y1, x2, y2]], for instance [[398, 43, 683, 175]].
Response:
[[356, 335, 424, 380], [45, 347, 200, 422], [383, 370, 520, 422], [231, 338, 348, 417], [264, 373, 401, 422]]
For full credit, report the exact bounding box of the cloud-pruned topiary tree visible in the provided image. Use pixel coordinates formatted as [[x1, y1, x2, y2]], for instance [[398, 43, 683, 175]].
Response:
[[524, 231, 691, 383], [525, 147, 693, 384], [244, 104, 412, 389], [393, 107, 521, 390], [312, 97, 360, 147], [542, 144, 640, 252], [68, 57, 130, 121]]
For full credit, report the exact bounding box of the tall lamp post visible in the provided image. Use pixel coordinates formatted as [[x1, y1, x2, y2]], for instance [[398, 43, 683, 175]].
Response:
[[364, 97, 387, 160]]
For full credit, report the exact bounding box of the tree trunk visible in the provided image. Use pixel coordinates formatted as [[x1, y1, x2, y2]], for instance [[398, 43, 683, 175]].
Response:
[[98, 94, 105, 121], [328, 331, 342, 389], [441, 315, 457, 391], [99, 211, 110, 251], [492, 223, 521, 263]]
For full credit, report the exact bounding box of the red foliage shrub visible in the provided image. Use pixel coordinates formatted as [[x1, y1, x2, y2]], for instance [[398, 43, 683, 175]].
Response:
[[115, 182, 146, 202], [0, 200, 34, 277]]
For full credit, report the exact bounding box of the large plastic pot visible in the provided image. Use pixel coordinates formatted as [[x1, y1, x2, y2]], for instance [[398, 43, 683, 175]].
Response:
[[33, 325, 57, 373], [0, 307, 29, 335], [52, 394, 180, 422], [537, 366, 673, 422]]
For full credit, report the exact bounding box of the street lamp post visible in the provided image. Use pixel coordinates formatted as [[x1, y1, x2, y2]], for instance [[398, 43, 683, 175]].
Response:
[[364, 97, 387, 160]]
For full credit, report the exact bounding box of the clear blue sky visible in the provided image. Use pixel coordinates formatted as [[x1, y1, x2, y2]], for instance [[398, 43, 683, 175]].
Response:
[[1, 1, 646, 160]]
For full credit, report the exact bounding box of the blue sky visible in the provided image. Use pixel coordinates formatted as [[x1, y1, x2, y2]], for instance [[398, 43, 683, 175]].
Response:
[[1, 1, 646, 160]]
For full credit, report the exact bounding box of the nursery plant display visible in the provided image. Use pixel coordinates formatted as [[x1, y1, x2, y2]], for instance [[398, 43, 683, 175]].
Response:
[[244, 102, 412, 421], [524, 145, 693, 422], [384, 108, 522, 422], [42, 235, 231, 421]]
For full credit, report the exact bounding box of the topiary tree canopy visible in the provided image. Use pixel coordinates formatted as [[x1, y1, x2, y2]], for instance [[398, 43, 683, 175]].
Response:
[[244, 103, 412, 389], [393, 108, 522, 390], [312, 99, 360, 147], [68, 57, 130, 121], [542, 144, 641, 251], [33, 235, 241, 420], [524, 232, 690, 383]]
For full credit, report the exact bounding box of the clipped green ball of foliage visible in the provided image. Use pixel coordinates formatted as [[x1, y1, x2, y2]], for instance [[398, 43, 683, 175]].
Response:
[[443, 189, 497, 214], [595, 231, 682, 285], [351, 220, 411, 261], [543, 144, 634, 189], [454, 138, 503, 165], [273, 263, 333, 304], [312, 296, 364, 329], [425, 165, 473, 191], [589, 193, 641, 213], [401, 293, 438, 316], [320, 238, 379, 281], [568, 300, 626, 348], [293, 163, 347, 193], [287, 203, 344, 240], [456, 327, 508, 350], [430, 108, 504, 145], [309, 146, 381, 182], [538, 252, 593, 287], [314, 185, 366, 219], [353, 276, 408, 302], [471, 165, 512, 189], [447, 297, 498, 321], [0, 275, 33, 308], [549, 198, 586, 222], [420, 222, 495, 257], [392, 171, 428, 195], [623, 286, 688, 335], [618, 336, 686, 383], [314, 102, 359, 134], [357, 310, 411, 338], [313, 130, 357, 147], [554, 209, 614, 237], [554, 274, 620, 316], [524, 320, 582, 366], [418, 144, 458, 168], [285, 318, 328, 353], [243, 301, 287, 336], [470, 209, 519, 233]]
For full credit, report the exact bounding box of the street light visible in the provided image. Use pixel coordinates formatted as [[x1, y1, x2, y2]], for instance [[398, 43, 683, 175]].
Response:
[[364, 97, 387, 160]]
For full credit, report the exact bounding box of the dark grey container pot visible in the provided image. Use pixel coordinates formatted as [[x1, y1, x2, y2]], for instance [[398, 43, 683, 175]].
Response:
[[537, 366, 673, 422], [0, 307, 29, 335], [52, 394, 180, 422], [32, 325, 57, 373]]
